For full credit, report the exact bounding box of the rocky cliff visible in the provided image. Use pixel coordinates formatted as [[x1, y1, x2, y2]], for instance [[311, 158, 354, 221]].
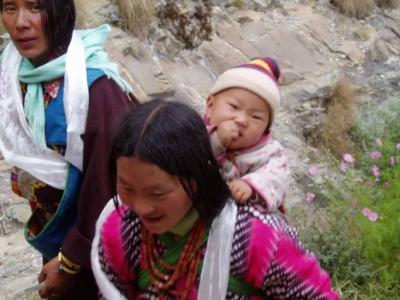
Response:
[[73, 0, 400, 205]]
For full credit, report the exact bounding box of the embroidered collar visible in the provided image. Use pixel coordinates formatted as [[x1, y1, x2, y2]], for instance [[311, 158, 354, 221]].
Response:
[[168, 207, 199, 237]]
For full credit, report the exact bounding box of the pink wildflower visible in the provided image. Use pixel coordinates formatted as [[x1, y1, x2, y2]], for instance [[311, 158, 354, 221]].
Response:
[[362, 207, 379, 222], [370, 150, 382, 160], [304, 192, 316, 202], [389, 156, 396, 166], [342, 153, 354, 164], [368, 212, 379, 222], [308, 165, 320, 176], [396, 143, 400, 150], [371, 164, 380, 178], [340, 153, 354, 172], [362, 207, 372, 216], [375, 138, 383, 146]]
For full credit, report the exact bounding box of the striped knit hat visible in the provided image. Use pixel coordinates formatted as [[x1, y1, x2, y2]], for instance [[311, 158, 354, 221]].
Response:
[[209, 57, 281, 130]]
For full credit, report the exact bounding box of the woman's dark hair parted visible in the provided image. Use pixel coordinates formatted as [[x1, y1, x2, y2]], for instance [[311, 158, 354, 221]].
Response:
[[0, 0, 76, 56], [109, 99, 230, 224]]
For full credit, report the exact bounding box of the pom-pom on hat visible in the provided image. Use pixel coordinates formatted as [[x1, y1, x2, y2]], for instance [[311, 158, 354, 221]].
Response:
[[209, 57, 281, 130]]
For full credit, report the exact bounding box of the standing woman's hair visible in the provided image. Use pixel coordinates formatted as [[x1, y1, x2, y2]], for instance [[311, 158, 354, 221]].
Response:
[[0, 0, 76, 57], [110, 99, 231, 224], [38, 0, 76, 56]]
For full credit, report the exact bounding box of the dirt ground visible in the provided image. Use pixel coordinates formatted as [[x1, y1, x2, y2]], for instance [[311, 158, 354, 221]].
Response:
[[0, 161, 41, 300]]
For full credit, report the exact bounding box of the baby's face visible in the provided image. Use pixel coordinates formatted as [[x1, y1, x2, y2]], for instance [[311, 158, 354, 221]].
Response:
[[206, 87, 270, 150]]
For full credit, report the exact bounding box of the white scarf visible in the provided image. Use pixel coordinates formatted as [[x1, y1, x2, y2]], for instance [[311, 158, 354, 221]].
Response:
[[198, 200, 237, 299]]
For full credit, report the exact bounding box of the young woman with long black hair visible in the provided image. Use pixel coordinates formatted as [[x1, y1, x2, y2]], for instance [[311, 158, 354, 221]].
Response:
[[91, 99, 338, 300]]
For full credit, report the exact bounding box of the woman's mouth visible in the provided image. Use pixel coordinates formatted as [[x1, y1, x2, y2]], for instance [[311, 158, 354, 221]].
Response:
[[142, 215, 164, 224], [16, 38, 36, 49]]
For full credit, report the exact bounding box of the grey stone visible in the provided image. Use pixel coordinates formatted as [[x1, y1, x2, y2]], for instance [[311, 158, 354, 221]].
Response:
[[75, 0, 119, 28], [199, 35, 248, 75], [253, 29, 325, 75], [105, 27, 175, 100], [215, 19, 260, 58], [336, 41, 365, 64]]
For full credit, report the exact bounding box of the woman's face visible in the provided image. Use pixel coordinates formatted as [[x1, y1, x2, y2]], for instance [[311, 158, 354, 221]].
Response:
[[1, 0, 49, 66], [116, 156, 193, 235]]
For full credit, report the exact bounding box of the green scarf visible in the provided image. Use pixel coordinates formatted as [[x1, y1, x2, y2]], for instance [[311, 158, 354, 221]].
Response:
[[17, 24, 132, 148]]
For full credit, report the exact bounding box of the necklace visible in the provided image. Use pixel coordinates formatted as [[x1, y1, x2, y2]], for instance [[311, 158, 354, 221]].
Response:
[[142, 220, 206, 299]]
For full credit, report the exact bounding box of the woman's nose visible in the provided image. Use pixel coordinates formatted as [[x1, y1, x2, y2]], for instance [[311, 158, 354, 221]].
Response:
[[15, 10, 30, 30], [131, 198, 155, 216]]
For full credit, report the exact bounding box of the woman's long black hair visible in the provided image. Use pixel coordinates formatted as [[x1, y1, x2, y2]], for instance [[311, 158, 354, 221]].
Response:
[[1, 0, 76, 57], [109, 99, 230, 224]]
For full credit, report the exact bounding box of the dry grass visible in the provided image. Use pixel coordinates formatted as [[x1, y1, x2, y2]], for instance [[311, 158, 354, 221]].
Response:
[[116, 0, 155, 39], [232, 0, 245, 9], [330, 0, 376, 18], [375, 0, 400, 7], [321, 76, 358, 159]]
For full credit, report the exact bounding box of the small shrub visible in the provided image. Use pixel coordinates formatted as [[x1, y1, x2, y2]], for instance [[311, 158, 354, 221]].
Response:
[[330, 0, 376, 18], [157, 0, 213, 49], [116, 0, 155, 39], [375, 0, 400, 7], [232, 0, 245, 9], [322, 76, 358, 159], [352, 96, 400, 154]]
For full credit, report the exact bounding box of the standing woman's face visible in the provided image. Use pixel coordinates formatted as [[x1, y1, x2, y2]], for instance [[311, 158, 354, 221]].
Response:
[[1, 0, 49, 66]]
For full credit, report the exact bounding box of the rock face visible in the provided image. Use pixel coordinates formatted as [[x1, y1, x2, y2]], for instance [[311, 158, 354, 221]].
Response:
[[91, 0, 399, 206], [75, 0, 120, 28], [155, 0, 213, 49], [0, 1, 399, 298]]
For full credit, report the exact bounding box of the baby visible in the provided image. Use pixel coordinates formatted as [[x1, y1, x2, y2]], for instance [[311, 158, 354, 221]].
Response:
[[205, 57, 288, 213]]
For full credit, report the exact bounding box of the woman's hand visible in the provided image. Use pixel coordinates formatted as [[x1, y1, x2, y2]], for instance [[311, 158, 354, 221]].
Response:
[[38, 257, 76, 298]]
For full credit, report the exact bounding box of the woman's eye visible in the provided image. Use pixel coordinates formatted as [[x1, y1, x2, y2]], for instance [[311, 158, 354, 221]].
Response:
[[118, 184, 134, 193], [152, 192, 167, 198], [3, 6, 16, 13], [122, 188, 134, 194], [31, 4, 41, 12]]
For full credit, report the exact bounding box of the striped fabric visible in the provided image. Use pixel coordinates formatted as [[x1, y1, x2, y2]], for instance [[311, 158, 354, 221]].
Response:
[[93, 204, 338, 299]]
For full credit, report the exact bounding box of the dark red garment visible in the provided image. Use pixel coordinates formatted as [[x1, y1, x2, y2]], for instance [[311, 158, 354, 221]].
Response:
[[57, 76, 138, 299]]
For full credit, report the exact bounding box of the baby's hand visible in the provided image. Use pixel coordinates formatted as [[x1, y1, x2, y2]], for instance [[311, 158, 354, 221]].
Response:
[[228, 179, 253, 204], [217, 120, 239, 148]]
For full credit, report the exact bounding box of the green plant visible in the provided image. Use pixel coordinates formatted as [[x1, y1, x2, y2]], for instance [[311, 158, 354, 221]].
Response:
[[351, 97, 400, 152], [291, 96, 400, 298]]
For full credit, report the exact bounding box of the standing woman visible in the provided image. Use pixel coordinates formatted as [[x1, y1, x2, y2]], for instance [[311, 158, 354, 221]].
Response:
[[0, 0, 137, 298]]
